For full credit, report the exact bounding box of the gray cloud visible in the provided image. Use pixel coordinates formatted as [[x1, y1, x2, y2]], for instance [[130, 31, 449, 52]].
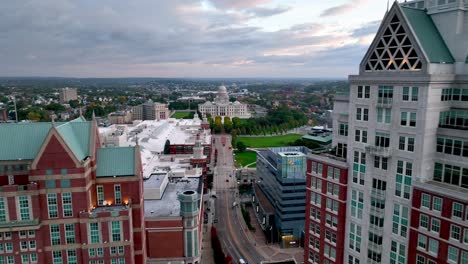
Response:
[[351, 20, 380, 37], [321, 0, 368, 17], [208, 0, 271, 9], [245, 6, 291, 17], [0, 0, 378, 77]]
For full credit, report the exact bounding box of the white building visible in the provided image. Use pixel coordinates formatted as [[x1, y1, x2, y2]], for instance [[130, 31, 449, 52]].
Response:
[[198, 85, 251, 118], [327, 1, 468, 264], [59, 87, 78, 104]]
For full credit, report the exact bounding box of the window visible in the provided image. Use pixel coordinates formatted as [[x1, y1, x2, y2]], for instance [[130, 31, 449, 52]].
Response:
[[374, 156, 388, 170], [89, 223, 100, 243], [336, 143, 347, 159], [399, 136, 415, 152], [448, 246, 459, 263], [324, 244, 336, 260], [441, 88, 468, 101], [453, 202, 463, 218], [419, 214, 428, 229], [433, 162, 468, 189], [349, 223, 362, 253], [418, 234, 427, 249], [21, 241, 28, 251], [433, 197, 442, 212], [437, 137, 467, 157], [464, 229, 468, 244], [356, 107, 369, 121], [439, 109, 468, 130], [378, 85, 393, 104], [351, 190, 364, 219], [29, 240, 36, 250], [392, 204, 409, 238], [339, 123, 349, 136], [431, 218, 441, 233], [47, 193, 58, 218], [62, 192, 73, 217], [450, 225, 461, 241], [395, 160, 412, 199], [375, 131, 390, 147], [114, 185, 121, 205], [67, 250, 77, 264], [354, 129, 367, 143], [52, 251, 62, 264], [390, 240, 406, 264], [65, 223, 75, 244], [348, 255, 360, 264], [0, 197, 7, 223], [403, 87, 418, 101], [21, 254, 28, 264], [97, 186, 104, 206], [421, 193, 430, 208], [111, 221, 121, 242], [353, 151, 366, 185], [325, 230, 337, 244], [416, 255, 425, 264], [357, 85, 370, 98], [18, 196, 30, 220], [401, 111, 417, 127], [30, 253, 37, 263], [50, 224, 61, 245], [428, 239, 438, 256], [377, 107, 391, 123]]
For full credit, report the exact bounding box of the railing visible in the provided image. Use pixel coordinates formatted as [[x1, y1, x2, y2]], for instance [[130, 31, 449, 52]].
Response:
[[368, 241, 383, 254], [0, 219, 39, 228], [370, 207, 386, 218], [334, 93, 350, 102], [369, 225, 384, 236], [365, 145, 393, 157], [370, 190, 386, 200]]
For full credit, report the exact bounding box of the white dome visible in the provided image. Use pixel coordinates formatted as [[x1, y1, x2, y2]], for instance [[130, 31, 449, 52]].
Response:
[[218, 85, 227, 92]]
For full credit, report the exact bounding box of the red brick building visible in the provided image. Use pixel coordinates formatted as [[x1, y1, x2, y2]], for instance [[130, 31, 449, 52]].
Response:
[[304, 153, 348, 264], [0, 117, 146, 264]]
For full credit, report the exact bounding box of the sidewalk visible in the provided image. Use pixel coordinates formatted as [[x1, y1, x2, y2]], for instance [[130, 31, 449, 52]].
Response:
[[244, 206, 304, 263], [200, 222, 215, 264]]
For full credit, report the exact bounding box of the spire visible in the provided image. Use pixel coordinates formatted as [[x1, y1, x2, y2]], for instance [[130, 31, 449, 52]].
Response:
[[135, 134, 139, 146], [79, 107, 83, 118], [92, 110, 96, 121]]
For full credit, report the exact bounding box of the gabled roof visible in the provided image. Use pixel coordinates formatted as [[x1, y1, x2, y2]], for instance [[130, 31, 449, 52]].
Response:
[[96, 147, 135, 177], [0, 122, 55, 161], [56, 120, 92, 161], [401, 7, 454, 63], [0, 117, 92, 162]]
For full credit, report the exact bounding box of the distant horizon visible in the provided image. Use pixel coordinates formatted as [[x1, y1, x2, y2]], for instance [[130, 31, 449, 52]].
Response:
[[0, 76, 347, 80]]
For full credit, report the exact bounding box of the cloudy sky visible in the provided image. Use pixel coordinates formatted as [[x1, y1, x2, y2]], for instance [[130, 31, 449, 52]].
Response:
[[0, 0, 390, 78]]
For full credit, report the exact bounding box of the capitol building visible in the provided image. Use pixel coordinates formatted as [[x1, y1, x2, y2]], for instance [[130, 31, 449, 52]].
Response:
[[198, 86, 251, 118]]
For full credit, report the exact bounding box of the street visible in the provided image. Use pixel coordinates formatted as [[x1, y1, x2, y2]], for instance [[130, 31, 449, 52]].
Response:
[[212, 134, 264, 264]]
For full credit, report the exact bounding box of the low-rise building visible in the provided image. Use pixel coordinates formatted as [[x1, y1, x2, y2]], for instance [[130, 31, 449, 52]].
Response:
[[108, 111, 132, 124]]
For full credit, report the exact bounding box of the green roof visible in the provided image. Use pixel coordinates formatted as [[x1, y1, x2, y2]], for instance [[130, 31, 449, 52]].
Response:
[[0, 122, 55, 160], [402, 7, 454, 63], [56, 121, 91, 161], [96, 147, 135, 177]]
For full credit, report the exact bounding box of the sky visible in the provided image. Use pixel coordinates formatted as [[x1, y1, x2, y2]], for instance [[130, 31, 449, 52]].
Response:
[[0, 0, 392, 78]]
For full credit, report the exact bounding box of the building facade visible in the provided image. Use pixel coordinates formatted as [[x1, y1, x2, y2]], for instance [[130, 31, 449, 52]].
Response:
[[108, 111, 133, 124], [304, 153, 348, 264], [132, 101, 170, 121], [59, 87, 78, 104], [333, 1, 468, 263], [254, 147, 308, 248], [0, 117, 146, 264], [198, 86, 251, 118]]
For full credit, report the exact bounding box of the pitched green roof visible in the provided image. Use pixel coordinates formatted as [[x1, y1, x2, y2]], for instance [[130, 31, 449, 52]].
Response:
[[56, 120, 91, 161], [402, 7, 454, 63], [0, 122, 55, 160], [96, 147, 135, 177]]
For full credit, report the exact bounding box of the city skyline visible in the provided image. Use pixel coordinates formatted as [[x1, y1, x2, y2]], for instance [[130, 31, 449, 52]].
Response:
[[1, 0, 389, 78]]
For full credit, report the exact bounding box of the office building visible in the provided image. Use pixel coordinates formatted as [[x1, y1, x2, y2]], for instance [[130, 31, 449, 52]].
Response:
[[253, 147, 308, 248], [324, 1, 468, 263], [132, 101, 171, 121], [59, 88, 78, 104]]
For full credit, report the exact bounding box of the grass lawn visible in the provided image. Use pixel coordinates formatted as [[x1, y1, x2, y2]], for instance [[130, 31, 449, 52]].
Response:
[[234, 151, 257, 168], [171, 111, 194, 119], [237, 134, 302, 148]]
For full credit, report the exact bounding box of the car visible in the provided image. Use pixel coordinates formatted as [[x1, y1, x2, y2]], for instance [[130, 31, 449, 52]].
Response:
[[239, 259, 248, 264], [226, 179, 229, 182]]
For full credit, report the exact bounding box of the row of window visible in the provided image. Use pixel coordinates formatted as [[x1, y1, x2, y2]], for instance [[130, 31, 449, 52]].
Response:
[[0, 230, 35, 240], [0, 196, 31, 223], [433, 162, 468, 189], [47, 193, 73, 219], [310, 162, 341, 181], [97, 184, 122, 206], [0, 254, 38, 264], [89, 246, 125, 258], [439, 110, 468, 130], [88, 221, 122, 244], [441, 88, 468, 102], [0, 240, 37, 253], [356, 85, 419, 102], [436, 137, 468, 157], [0, 164, 28, 172], [310, 178, 340, 197], [355, 107, 417, 127]]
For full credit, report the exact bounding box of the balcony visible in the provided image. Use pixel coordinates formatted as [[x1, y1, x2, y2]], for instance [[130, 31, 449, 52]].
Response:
[[0, 219, 39, 229], [377, 98, 393, 108], [370, 206, 385, 218], [365, 145, 392, 157], [370, 190, 386, 200], [368, 241, 383, 254], [368, 225, 384, 236]]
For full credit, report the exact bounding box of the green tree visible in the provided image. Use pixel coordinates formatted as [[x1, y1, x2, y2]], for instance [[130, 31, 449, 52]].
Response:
[[224, 116, 232, 133], [27, 111, 41, 121], [232, 117, 240, 129], [236, 141, 247, 152], [68, 100, 80, 109], [45, 102, 65, 112], [214, 116, 222, 134]]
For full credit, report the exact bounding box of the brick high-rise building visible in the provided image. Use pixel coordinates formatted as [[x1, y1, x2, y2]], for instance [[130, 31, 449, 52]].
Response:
[[314, 1, 468, 264], [0, 116, 146, 264]]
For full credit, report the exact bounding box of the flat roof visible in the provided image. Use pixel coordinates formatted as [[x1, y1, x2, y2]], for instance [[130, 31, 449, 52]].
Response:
[[144, 177, 201, 217]]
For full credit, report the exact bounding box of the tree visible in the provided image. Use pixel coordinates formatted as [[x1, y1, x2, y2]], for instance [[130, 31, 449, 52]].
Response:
[[27, 111, 41, 121], [223, 116, 232, 133], [232, 117, 240, 129], [236, 141, 247, 152], [214, 116, 222, 134], [164, 140, 171, 154], [45, 102, 65, 112], [68, 100, 80, 109]]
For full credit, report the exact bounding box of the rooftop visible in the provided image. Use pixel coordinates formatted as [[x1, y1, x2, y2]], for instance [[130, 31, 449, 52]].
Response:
[[144, 177, 201, 217]]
